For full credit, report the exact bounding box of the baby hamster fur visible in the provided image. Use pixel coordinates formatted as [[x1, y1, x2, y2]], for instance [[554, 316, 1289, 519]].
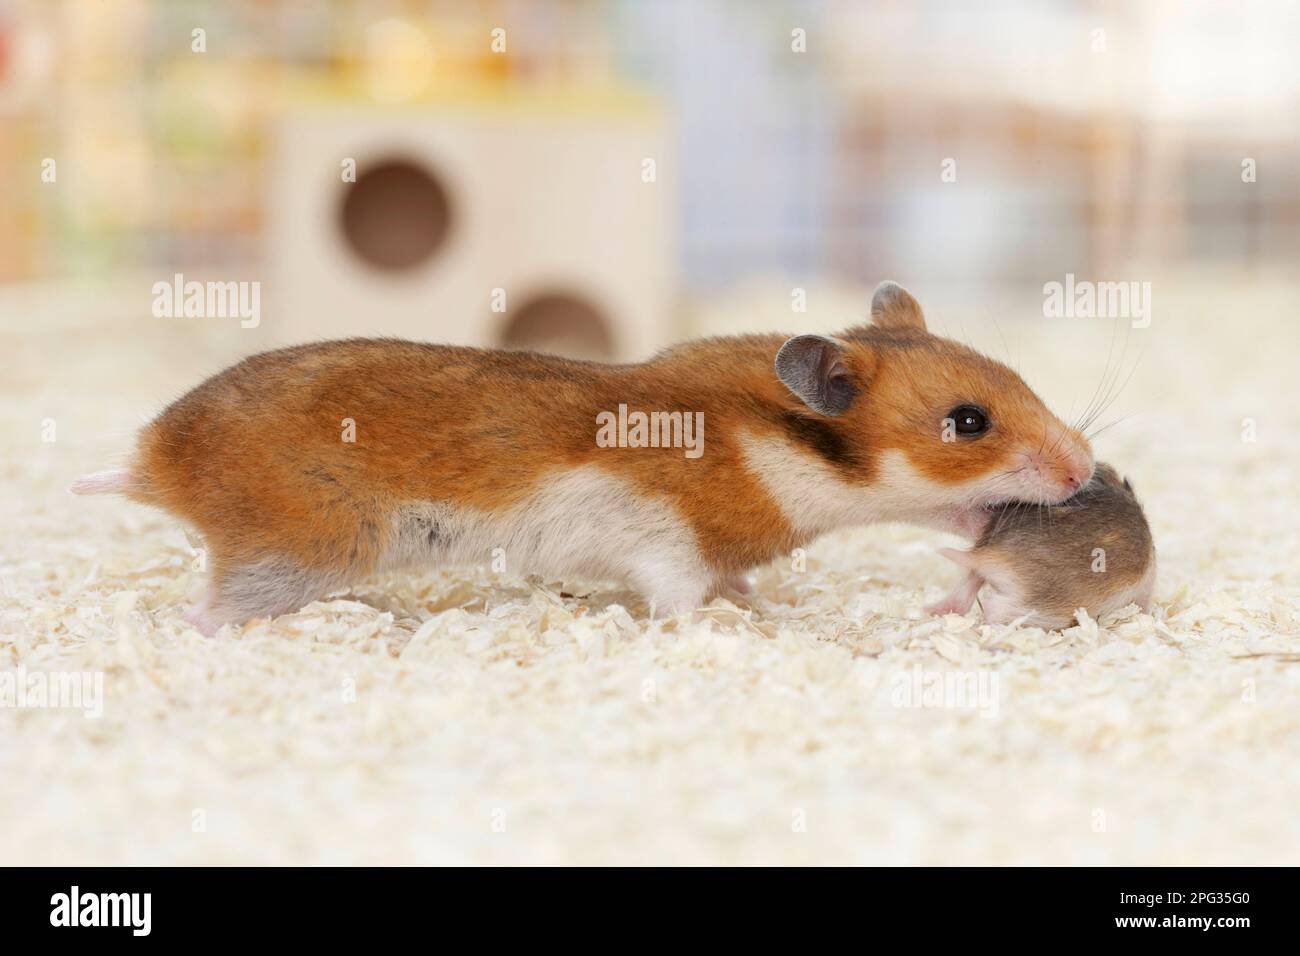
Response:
[[927, 462, 1156, 629]]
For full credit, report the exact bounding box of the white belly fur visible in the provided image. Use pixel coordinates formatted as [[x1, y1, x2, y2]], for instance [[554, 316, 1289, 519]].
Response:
[[382, 464, 712, 613]]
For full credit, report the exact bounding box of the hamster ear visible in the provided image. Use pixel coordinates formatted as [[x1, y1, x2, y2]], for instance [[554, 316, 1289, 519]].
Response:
[[871, 281, 926, 331], [775, 334, 858, 416]]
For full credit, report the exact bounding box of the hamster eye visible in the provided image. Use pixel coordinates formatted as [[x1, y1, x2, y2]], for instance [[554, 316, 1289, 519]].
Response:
[[947, 405, 990, 437]]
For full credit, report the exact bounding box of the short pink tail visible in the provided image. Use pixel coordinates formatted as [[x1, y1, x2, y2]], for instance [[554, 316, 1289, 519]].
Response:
[[70, 468, 134, 496]]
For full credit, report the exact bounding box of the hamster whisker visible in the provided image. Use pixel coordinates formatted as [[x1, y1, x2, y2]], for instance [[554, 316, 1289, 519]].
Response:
[[1086, 412, 1135, 442], [1074, 316, 1121, 432], [1079, 328, 1145, 436]]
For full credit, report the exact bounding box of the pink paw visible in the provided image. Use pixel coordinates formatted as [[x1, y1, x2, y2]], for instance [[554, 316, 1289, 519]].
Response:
[[925, 595, 974, 617], [925, 569, 983, 617], [182, 603, 221, 637]]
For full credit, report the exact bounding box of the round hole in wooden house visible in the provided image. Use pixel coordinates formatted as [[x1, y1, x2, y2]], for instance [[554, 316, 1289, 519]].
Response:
[[339, 158, 452, 272], [500, 293, 615, 360]]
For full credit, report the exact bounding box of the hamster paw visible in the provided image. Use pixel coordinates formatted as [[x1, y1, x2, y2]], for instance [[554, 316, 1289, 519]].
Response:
[[926, 595, 973, 616], [182, 599, 223, 637], [925, 571, 983, 617]]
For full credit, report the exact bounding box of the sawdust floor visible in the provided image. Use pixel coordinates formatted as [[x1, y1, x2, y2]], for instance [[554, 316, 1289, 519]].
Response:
[[2, 273, 1297, 864]]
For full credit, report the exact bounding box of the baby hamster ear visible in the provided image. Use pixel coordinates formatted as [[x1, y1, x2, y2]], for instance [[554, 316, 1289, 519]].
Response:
[[870, 281, 926, 331], [775, 334, 858, 416]]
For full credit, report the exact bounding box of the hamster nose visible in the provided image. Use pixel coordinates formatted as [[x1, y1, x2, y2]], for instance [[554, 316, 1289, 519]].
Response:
[[1064, 459, 1094, 490]]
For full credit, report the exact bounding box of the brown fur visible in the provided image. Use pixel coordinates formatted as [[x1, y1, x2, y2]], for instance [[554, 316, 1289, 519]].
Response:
[[840, 324, 1086, 490], [95, 281, 1092, 630], [129, 331, 1086, 587], [972, 462, 1155, 623]]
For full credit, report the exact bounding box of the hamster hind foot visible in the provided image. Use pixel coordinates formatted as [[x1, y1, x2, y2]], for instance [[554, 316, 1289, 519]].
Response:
[[181, 559, 351, 636]]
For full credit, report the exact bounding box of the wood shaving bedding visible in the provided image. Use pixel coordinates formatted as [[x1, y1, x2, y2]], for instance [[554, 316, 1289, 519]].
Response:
[[1, 272, 1297, 864]]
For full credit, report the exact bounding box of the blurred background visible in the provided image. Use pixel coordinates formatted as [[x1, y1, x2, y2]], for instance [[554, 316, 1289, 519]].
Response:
[[1, 0, 1297, 359]]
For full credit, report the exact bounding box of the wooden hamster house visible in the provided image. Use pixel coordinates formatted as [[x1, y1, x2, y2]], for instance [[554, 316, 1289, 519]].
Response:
[[266, 95, 675, 361]]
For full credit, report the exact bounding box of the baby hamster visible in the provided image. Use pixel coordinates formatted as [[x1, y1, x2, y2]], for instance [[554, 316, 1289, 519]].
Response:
[[927, 462, 1156, 628]]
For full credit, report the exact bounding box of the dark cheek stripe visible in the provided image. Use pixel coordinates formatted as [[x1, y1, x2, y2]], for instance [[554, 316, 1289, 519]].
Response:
[[780, 412, 859, 470]]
